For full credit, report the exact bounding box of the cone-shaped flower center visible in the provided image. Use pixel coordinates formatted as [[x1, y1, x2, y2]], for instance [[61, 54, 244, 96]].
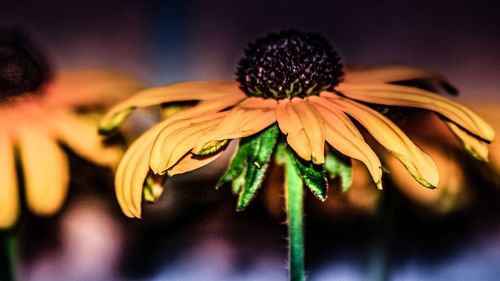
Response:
[[236, 30, 343, 99], [0, 44, 47, 102]]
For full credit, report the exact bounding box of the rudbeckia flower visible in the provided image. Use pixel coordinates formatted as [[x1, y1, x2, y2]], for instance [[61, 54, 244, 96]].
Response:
[[0, 40, 143, 229], [100, 30, 495, 280]]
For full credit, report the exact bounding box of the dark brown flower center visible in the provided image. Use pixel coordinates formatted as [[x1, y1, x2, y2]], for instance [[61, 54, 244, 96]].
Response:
[[0, 31, 50, 102], [236, 30, 344, 99]]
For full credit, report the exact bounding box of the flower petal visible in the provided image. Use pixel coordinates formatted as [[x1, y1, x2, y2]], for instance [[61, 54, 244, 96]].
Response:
[[276, 99, 311, 161], [276, 98, 326, 164], [310, 96, 383, 188], [44, 70, 144, 107], [100, 81, 244, 133], [322, 94, 439, 188], [337, 83, 495, 142], [168, 151, 225, 176], [149, 112, 227, 174], [192, 98, 276, 155], [445, 121, 489, 162], [51, 110, 123, 168], [115, 121, 166, 218], [0, 129, 19, 229], [290, 98, 326, 164], [344, 65, 456, 94], [16, 124, 69, 216]]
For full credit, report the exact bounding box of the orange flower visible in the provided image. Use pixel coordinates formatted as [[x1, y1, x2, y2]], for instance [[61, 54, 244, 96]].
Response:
[[100, 30, 494, 219], [0, 42, 143, 229]]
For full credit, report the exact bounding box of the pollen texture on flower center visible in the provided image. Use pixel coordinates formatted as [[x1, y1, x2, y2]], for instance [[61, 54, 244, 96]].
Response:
[[236, 30, 344, 99], [0, 44, 46, 101]]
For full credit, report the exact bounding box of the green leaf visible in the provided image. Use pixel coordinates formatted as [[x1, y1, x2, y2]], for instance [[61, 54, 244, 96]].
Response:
[[289, 148, 328, 201], [236, 125, 280, 211], [216, 125, 280, 210], [216, 143, 252, 189], [324, 151, 353, 192]]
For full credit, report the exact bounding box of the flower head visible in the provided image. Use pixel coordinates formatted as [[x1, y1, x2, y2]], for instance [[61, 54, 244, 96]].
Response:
[[100, 30, 495, 219], [0, 34, 144, 229]]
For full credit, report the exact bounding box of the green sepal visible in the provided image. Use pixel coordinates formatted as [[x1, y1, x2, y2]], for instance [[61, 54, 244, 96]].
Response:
[[98, 108, 134, 135], [324, 151, 353, 192], [289, 148, 328, 201], [217, 125, 280, 211], [143, 174, 165, 203]]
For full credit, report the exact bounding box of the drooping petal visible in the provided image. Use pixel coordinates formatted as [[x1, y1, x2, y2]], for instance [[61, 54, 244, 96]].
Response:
[[16, 125, 69, 216], [168, 150, 225, 177], [149, 112, 228, 174], [322, 94, 439, 188], [291, 98, 326, 164], [114, 121, 167, 218], [276, 99, 311, 161], [336, 83, 495, 142], [44, 70, 144, 107], [445, 121, 489, 162], [192, 98, 277, 155], [344, 65, 456, 94], [276, 98, 326, 164], [310, 96, 383, 188], [100, 81, 244, 133], [0, 129, 19, 229], [50, 110, 123, 168]]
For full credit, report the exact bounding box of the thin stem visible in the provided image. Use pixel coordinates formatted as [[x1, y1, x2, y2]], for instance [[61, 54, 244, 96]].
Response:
[[1, 230, 17, 281], [285, 151, 305, 281]]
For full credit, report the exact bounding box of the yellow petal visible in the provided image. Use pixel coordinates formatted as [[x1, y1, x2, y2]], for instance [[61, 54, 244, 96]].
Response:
[[337, 83, 495, 142], [445, 121, 489, 162], [192, 98, 276, 155], [384, 140, 467, 214], [100, 81, 244, 132], [345, 65, 451, 85], [51, 110, 123, 168], [291, 98, 326, 164], [149, 112, 227, 174], [311, 97, 383, 188], [0, 129, 19, 229], [44, 70, 144, 107], [168, 151, 225, 176], [276, 99, 311, 161], [16, 124, 69, 216], [276, 98, 326, 164], [323, 94, 439, 188]]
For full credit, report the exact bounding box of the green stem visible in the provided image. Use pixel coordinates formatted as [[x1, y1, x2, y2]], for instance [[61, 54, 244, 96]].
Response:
[[285, 151, 305, 281], [1, 230, 17, 281]]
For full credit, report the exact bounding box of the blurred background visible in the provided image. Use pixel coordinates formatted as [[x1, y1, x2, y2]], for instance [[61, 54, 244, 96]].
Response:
[[1, 0, 500, 280]]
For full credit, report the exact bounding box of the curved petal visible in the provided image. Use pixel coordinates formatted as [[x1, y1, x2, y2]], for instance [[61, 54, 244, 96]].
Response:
[[322, 94, 439, 188], [51, 110, 123, 168], [192, 98, 276, 155], [0, 129, 20, 229], [114, 121, 167, 218], [344, 65, 456, 93], [276, 99, 311, 161], [310, 97, 383, 188], [168, 150, 225, 176], [100, 81, 244, 133], [276, 98, 326, 164], [44, 70, 144, 107], [445, 121, 489, 162], [336, 83, 495, 142], [16, 124, 69, 216], [149, 112, 227, 174]]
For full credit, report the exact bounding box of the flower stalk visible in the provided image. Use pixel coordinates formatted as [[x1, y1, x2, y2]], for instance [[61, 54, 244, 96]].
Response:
[[0, 230, 17, 281], [285, 149, 305, 281]]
